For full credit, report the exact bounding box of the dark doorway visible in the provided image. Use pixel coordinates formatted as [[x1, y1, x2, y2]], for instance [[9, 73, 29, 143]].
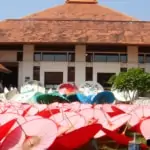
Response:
[[44, 72, 63, 89], [0, 63, 18, 88], [97, 73, 115, 90]]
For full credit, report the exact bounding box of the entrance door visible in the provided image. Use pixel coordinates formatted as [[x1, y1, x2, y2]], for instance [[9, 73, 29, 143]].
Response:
[[97, 73, 115, 90], [0, 62, 18, 88], [44, 72, 63, 89]]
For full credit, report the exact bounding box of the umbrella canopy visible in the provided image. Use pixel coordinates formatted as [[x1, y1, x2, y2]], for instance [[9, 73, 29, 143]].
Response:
[[0, 64, 11, 73], [92, 91, 115, 104]]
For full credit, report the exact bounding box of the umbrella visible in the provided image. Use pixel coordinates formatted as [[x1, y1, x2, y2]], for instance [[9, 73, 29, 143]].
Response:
[[94, 113, 131, 138], [79, 81, 104, 96], [24, 80, 43, 87], [92, 91, 115, 104], [0, 64, 11, 73], [36, 92, 69, 104], [1, 118, 58, 150], [79, 108, 110, 125], [50, 124, 102, 149], [140, 118, 150, 146], [57, 83, 78, 95]]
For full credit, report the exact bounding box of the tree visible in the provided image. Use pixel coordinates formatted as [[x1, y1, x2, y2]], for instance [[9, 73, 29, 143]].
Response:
[[108, 68, 150, 101]]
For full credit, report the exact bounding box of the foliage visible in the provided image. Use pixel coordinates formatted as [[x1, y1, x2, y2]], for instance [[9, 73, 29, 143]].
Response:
[[108, 68, 150, 101]]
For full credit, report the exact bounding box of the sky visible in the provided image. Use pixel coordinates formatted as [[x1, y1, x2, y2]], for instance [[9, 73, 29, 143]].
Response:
[[0, 0, 149, 21]]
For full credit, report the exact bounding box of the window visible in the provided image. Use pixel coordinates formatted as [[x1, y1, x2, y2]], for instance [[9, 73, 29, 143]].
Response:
[[94, 53, 119, 62], [34, 52, 41, 61], [42, 53, 54, 61], [42, 53, 67, 61], [94, 54, 107, 62], [68, 53, 75, 62], [120, 68, 127, 72], [67, 67, 75, 82], [54, 53, 67, 61], [17, 52, 23, 61], [107, 54, 119, 62], [33, 66, 40, 81], [45, 72, 63, 86], [86, 53, 93, 62], [138, 54, 145, 63], [86, 67, 93, 81], [145, 54, 150, 63], [120, 54, 127, 63]]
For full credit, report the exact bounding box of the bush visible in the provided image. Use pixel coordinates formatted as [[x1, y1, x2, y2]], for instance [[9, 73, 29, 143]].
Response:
[[108, 68, 150, 101]]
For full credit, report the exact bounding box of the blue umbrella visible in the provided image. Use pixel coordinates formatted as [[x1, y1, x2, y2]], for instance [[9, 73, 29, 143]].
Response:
[[76, 93, 90, 103], [92, 91, 115, 104]]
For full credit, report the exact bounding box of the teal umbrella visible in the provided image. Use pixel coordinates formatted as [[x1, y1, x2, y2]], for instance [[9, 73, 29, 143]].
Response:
[[36, 92, 69, 104]]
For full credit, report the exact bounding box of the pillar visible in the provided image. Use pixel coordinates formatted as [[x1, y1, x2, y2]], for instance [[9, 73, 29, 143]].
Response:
[[21, 44, 34, 85], [127, 46, 138, 69], [75, 44, 86, 86]]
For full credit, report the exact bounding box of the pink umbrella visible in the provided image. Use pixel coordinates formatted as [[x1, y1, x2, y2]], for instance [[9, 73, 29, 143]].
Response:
[[79, 108, 110, 125], [0, 113, 26, 131], [49, 111, 77, 124], [140, 118, 150, 140], [94, 113, 131, 138], [1, 118, 58, 150], [127, 105, 150, 127], [59, 114, 85, 134]]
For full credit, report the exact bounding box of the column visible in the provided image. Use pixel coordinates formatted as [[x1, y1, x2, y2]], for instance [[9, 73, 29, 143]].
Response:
[[127, 46, 138, 69], [22, 44, 34, 85], [75, 44, 86, 86]]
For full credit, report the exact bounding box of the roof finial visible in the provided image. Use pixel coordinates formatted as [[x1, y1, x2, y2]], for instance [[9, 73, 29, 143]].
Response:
[[66, 0, 97, 4]]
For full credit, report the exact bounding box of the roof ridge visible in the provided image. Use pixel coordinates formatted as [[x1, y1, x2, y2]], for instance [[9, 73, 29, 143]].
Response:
[[3, 19, 149, 23]]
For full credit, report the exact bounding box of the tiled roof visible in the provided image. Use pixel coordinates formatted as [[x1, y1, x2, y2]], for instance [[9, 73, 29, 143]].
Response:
[[0, 19, 149, 44], [24, 3, 137, 21], [0, 1, 148, 44]]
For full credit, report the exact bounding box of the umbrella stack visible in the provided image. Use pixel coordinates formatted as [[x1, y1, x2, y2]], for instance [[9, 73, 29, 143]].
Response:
[[0, 102, 149, 149]]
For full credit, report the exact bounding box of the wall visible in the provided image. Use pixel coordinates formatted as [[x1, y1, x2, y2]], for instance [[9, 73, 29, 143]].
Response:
[[40, 62, 68, 85], [3, 44, 150, 88], [93, 63, 120, 82], [0, 51, 17, 62]]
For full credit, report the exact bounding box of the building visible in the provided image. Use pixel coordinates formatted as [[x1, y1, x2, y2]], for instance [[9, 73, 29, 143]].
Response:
[[0, 0, 150, 89]]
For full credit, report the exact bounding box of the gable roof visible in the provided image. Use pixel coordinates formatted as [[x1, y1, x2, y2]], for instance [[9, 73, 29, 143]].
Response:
[[23, 3, 137, 21]]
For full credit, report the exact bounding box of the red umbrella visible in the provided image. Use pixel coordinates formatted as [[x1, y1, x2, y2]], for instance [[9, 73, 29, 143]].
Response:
[[0, 119, 16, 141], [50, 124, 102, 149], [58, 83, 77, 95], [101, 127, 132, 145]]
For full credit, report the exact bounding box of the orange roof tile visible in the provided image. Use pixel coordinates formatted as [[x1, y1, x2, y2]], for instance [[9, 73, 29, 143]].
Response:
[[0, 1, 147, 44], [23, 3, 137, 21], [0, 19, 149, 45]]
